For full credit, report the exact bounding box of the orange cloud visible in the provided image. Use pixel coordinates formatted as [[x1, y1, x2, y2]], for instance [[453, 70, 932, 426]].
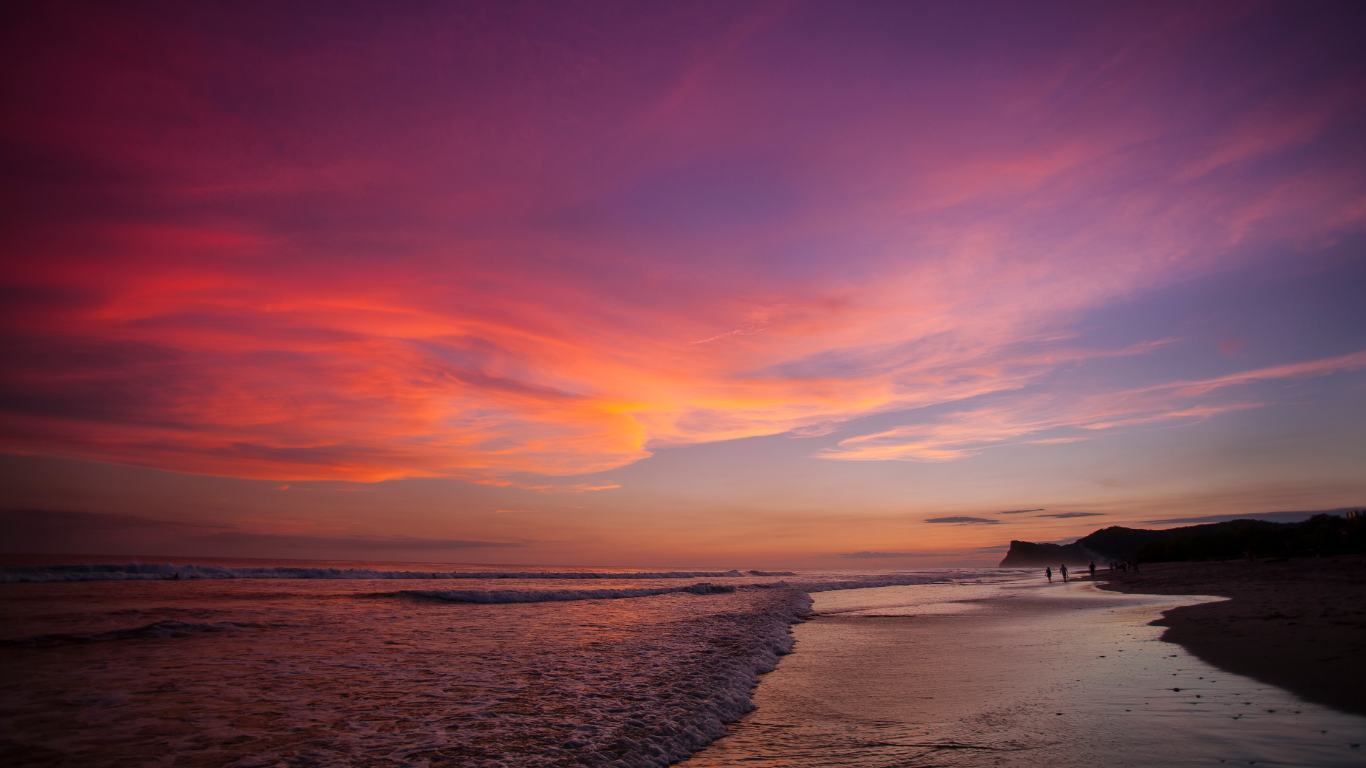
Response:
[[2, 2, 1363, 488]]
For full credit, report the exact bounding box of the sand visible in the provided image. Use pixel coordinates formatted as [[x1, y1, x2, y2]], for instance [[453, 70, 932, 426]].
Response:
[[1095, 554, 1366, 717], [681, 578, 1366, 767]]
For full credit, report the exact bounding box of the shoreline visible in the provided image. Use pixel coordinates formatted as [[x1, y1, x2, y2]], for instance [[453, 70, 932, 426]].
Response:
[[1094, 554, 1366, 716], [683, 578, 1366, 766]]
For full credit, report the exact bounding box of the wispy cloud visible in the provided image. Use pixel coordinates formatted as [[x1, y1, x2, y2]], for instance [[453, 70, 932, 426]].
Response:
[[924, 516, 1001, 525], [1144, 509, 1360, 526], [0, 509, 525, 553], [820, 351, 1366, 462], [1036, 512, 1105, 519], [832, 551, 942, 558], [185, 532, 525, 551], [0, 508, 223, 536], [479, 480, 622, 493]]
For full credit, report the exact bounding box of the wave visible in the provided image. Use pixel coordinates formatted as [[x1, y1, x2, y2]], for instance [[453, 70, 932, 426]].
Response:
[[540, 589, 814, 767], [535, 571, 1003, 766], [4, 620, 262, 646], [393, 572, 979, 605], [402, 581, 739, 603], [0, 562, 795, 583]]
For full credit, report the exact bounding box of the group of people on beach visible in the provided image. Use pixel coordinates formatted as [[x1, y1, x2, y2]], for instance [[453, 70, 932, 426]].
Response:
[[1045, 560, 1141, 582], [1044, 561, 1099, 583]]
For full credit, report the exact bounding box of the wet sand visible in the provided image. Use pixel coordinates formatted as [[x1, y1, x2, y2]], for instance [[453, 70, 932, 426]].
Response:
[[1095, 555, 1366, 717], [681, 578, 1366, 767]]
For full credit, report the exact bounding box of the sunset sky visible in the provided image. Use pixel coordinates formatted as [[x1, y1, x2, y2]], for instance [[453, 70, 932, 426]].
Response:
[[2, 1, 1363, 568]]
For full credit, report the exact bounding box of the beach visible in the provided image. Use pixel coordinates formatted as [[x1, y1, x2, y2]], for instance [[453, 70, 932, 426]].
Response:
[[682, 575, 1366, 767], [1095, 555, 1366, 717]]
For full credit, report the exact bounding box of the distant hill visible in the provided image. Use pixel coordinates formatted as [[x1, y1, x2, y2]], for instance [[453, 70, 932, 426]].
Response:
[[999, 511, 1365, 567], [997, 539, 1096, 567]]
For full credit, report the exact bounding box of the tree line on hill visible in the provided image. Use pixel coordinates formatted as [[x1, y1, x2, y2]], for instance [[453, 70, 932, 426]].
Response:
[[1128, 511, 1365, 563]]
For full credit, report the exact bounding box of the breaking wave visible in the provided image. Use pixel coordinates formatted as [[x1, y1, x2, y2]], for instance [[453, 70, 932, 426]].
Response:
[[4, 620, 263, 646], [402, 581, 738, 603], [395, 573, 977, 605]]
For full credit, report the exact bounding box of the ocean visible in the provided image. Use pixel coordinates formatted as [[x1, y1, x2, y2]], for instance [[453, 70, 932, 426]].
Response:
[[1, 556, 1362, 767], [0, 556, 997, 767]]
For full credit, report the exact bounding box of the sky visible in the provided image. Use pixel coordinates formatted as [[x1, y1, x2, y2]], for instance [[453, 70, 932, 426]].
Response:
[[1, 0, 1364, 569]]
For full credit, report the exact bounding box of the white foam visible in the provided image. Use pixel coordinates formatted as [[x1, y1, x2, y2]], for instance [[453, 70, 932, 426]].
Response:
[[403, 582, 739, 603], [535, 589, 815, 767]]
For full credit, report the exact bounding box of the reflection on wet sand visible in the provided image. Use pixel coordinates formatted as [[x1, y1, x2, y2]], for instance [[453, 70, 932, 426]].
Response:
[[683, 579, 1366, 767]]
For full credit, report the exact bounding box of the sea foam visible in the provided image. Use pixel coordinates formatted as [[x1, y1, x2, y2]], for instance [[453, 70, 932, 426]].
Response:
[[403, 581, 738, 603]]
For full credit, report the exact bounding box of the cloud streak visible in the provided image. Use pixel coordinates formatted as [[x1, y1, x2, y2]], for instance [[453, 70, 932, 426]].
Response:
[[832, 551, 946, 559], [1144, 509, 1361, 526], [821, 351, 1366, 462], [0, 508, 525, 554], [185, 532, 525, 551]]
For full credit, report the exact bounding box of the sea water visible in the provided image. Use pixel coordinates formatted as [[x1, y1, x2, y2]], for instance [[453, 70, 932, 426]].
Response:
[[0, 556, 1002, 767], [5, 559, 1362, 767]]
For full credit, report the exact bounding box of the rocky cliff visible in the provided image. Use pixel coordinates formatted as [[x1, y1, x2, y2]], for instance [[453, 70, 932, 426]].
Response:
[[997, 539, 1096, 567]]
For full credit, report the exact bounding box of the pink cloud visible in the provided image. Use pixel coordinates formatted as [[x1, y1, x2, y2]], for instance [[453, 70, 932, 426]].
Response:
[[1, 3, 1363, 485], [821, 351, 1366, 462]]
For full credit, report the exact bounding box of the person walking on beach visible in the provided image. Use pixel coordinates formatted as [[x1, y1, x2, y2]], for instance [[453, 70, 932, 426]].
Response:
[[1060, 564, 1068, 583], [1045, 566, 1052, 583], [1089, 561, 1096, 580]]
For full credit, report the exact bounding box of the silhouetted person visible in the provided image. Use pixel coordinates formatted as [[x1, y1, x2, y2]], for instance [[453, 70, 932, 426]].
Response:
[[1060, 564, 1068, 583], [1045, 566, 1052, 583], [1089, 561, 1096, 580]]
